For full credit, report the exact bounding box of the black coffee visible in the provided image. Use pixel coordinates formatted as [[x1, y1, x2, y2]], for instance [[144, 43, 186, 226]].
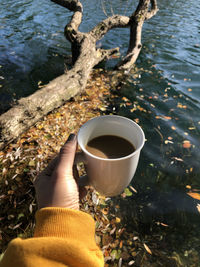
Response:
[[86, 135, 135, 159]]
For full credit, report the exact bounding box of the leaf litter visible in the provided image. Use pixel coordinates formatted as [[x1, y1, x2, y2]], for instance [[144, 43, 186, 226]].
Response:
[[0, 66, 200, 266]]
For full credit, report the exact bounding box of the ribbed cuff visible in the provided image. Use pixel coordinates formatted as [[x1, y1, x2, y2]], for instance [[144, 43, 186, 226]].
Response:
[[34, 208, 95, 240]]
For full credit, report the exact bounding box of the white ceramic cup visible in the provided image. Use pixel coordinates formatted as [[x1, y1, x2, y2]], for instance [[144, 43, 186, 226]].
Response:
[[77, 115, 145, 197]]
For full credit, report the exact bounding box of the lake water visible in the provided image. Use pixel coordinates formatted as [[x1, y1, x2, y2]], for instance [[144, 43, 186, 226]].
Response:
[[0, 0, 200, 265]]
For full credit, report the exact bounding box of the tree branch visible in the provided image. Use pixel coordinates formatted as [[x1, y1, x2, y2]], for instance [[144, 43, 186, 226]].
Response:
[[51, 0, 83, 42], [90, 15, 130, 41], [145, 0, 159, 20], [115, 0, 158, 70]]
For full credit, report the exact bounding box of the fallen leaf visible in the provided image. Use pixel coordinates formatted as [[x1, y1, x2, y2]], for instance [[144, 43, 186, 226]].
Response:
[[172, 157, 183, 162], [182, 140, 191, 148], [129, 185, 137, 193], [124, 188, 132, 196], [187, 192, 200, 200], [116, 217, 121, 223], [143, 243, 152, 255], [160, 222, 169, 227], [186, 185, 191, 189], [128, 260, 135, 266], [171, 126, 176, 130], [164, 140, 174, 144]]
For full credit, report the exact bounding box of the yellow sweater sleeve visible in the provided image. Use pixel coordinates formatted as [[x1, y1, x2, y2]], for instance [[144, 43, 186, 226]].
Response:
[[0, 208, 104, 267]]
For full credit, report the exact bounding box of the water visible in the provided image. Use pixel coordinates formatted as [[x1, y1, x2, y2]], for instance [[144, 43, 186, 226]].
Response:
[[0, 0, 200, 265]]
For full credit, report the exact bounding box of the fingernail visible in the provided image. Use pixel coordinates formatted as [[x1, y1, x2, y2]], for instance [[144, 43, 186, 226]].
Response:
[[67, 133, 76, 142]]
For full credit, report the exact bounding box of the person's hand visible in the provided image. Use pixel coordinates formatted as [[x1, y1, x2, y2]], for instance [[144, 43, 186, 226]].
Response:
[[34, 134, 86, 210]]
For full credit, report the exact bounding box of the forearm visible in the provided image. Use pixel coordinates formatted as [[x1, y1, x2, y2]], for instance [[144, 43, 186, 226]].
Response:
[[0, 208, 104, 267]]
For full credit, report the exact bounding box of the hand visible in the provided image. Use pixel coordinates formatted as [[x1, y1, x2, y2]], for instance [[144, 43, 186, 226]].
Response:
[[34, 134, 86, 210]]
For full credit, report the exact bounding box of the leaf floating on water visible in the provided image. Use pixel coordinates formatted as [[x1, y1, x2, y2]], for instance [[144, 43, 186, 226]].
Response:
[[128, 260, 135, 266], [160, 222, 169, 227], [124, 188, 132, 197], [129, 185, 137, 193], [171, 126, 176, 130], [172, 157, 183, 162], [155, 116, 171, 121], [177, 103, 187, 109], [165, 140, 174, 144], [143, 243, 152, 255], [187, 192, 200, 200], [182, 140, 191, 148]]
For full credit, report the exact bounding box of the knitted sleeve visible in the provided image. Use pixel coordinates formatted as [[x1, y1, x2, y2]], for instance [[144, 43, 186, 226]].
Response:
[[0, 208, 104, 267]]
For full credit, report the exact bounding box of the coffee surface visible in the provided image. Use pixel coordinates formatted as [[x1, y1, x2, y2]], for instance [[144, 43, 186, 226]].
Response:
[[86, 135, 135, 159]]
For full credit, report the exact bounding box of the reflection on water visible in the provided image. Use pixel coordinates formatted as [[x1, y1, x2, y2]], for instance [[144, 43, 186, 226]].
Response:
[[0, 0, 200, 265]]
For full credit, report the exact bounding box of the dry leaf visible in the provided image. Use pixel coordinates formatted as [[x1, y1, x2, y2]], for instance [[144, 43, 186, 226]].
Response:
[[182, 140, 191, 148], [143, 243, 152, 255], [186, 185, 191, 189], [115, 217, 121, 223], [187, 192, 200, 200], [160, 222, 169, 227]]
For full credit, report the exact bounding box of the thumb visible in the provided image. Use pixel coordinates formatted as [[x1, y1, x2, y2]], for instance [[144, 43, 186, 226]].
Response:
[[56, 134, 77, 177]]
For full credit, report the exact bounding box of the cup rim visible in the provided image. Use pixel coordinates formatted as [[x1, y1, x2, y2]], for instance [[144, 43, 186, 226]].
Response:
[[77, 115, 145, 162]]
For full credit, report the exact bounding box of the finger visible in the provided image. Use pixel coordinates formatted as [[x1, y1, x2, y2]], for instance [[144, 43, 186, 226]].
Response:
[[56, 134, 77, 176]]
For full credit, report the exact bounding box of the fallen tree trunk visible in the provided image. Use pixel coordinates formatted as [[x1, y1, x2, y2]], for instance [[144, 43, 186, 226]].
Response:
[[0, 0, 158, 149], [0, 37, 118, 149]]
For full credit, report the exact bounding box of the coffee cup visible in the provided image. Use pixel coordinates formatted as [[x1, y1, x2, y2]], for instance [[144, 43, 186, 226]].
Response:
[[77, 115, 145, 197]]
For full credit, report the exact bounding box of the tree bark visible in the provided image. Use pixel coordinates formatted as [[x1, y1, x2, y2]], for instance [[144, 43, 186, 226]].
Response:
[[0, 0, 158, 149]]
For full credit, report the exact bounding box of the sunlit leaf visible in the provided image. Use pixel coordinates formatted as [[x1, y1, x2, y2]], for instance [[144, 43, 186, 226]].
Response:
[[187, 192, 200, 200], [111, 249, 121, 260], [129, 185, 137, 193], [165, 140, 174, 144], [186, 185, 191, 189], [172, 157, 183, 162], [182, 140, 191, 148], [124, 188, 132, 196], [115, 217, 121, 223], [160, 222, 169, 227], [28, 160, 35, 167], [143, 243, 152, 255], [102, 208, 109, 215]]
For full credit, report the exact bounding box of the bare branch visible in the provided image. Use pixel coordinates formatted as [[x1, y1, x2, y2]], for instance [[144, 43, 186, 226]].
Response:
[[90, 15, 130, 41], [51, 0, 83, 42], [145, 0, 159, 20]]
